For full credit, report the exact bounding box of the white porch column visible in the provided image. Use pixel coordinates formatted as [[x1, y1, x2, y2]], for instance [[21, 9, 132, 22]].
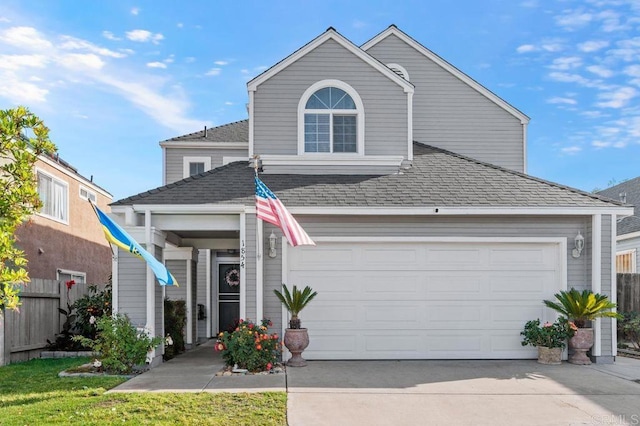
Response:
[[165, 247, 198, 346], [592, 214, 602, 357]]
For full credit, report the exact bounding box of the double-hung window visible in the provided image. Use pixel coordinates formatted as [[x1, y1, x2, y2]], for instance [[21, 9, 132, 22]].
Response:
[[37, 170, 68, 223], [304, 87, 358, 153]]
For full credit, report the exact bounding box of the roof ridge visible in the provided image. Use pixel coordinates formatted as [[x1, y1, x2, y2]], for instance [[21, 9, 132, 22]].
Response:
[[162, 119, 248, 142], [412, 141, 624, 206]]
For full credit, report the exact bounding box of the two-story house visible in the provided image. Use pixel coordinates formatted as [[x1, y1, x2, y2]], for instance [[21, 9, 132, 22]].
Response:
[[109, 26, 631, 366], [16, 153, 113, 284]]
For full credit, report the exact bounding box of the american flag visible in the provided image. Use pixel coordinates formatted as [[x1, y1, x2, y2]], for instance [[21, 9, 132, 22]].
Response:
[[255, 176, 315, 247]]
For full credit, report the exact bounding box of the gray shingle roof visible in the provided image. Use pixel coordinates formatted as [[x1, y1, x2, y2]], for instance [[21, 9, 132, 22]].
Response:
[[162, 119, 248, 143], [113, 143, 622, 210], [597, 176, 640, 235]]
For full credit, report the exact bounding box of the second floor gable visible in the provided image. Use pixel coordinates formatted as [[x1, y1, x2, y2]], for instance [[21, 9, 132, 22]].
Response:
[[163, 25, 529, 183]]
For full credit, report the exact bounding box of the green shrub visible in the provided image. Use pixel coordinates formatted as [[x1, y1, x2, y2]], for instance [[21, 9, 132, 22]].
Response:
[[521, 317, 576, 348], [74, 283, 112, 340], [74, 313, 163, 374], [619, 311, 640, 350], [215, 319, 280, 372], [164, 298, 186, 360]]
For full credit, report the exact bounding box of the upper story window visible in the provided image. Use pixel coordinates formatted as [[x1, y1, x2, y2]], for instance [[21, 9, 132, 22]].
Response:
[[183, 156, 212, 178], [617, 249, 637, 273], [37, 170, 69, 223], [79, 186, 97, 203], [298, 80, 365, 155]]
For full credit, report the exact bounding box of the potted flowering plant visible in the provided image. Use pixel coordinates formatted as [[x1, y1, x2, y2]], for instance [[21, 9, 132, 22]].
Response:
[[543, 288, 621, 364], [521, 317, 577, 364]]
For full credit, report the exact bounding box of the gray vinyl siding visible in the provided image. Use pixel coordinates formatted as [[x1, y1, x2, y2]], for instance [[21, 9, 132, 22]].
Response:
[[164, 147, 248, 184], [617, 236, 640, 271], [253, 39, 408, 161], [197, 250, 208, 341], [264, 164, 401, 175], [365, 34, 525, 172], [262, 215, 593, 335], [165, 260, 187, 302], [117, 248, 147, 327]]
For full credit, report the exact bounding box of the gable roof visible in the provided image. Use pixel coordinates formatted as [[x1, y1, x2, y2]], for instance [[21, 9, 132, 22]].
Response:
[[247, 27, 414, 93], [597, 176, 640, 235], [160, 119, 248, 144], [361, 25, 530, 124], [113, 142, 621, 211]]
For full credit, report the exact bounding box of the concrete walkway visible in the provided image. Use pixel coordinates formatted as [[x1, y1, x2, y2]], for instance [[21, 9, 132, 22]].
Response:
[[107, 339, 286, 393]]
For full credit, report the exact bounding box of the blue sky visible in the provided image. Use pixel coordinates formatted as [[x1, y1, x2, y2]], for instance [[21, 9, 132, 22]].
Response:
[[1, 0, 639, 201]]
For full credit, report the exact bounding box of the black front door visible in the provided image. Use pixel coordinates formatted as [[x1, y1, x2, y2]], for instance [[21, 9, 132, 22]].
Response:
[[218, 263, 240, 333]]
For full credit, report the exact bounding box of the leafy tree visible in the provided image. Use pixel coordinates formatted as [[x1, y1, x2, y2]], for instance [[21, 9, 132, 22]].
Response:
[[0, 107, 56, 311]]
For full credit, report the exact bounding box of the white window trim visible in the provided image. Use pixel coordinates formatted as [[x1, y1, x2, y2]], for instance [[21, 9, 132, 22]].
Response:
[[36, 168, 69, 225], [56, 268, 86, 283], [616, 248, 637, 273], [387, 63, 410, 81], [183, 156, 212, 178], [297, 80, 365, 156], [79, 185, 97, 202]]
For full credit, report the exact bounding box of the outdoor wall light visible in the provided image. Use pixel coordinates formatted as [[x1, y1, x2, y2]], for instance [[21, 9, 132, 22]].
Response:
[[572, 231, 585, 258], [268, 231, 277, 258]]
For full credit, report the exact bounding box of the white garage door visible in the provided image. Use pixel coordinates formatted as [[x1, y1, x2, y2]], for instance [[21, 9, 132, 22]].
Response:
[[286, 239, 564, 360]]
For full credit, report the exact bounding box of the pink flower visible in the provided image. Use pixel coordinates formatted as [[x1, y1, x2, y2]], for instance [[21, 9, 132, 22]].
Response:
[[543, 322, 553, 328], [266, 362, 273, 371], [65, 280, 76, 290]]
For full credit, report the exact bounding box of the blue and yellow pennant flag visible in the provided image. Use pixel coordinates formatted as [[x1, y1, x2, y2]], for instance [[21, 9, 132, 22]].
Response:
[[90, 203, 177, 286]]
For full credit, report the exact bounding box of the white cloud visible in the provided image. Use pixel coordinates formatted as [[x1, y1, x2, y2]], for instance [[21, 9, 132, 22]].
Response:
[[548, 56, 582, 70], [0, 54, 47, 70], [126, 29, 164, 44], [561, 146, 582, 154], [541, 42, 564, 52], [214, 60, 228, 66], [581, 110, 606, 118], [225, 101, 233, 105], [597, 9, 627, 32], [205, 68, 221, 76], [57, 53, 105, 70], [0, 17, 10, 23], [0, 26, 52, 50], [577, 40, 609, 52], [624, 65, 640, 77], [59, 35, 128, 58], [185, 57, 196, 63], [163, 55, 175, 64], [0, 75, 49, 103], [352, 20, 366, 29], [96, 74, 208, 133], [177, 22, 184, 28], [592, 140, 611, 148], [520, 0, 538, 7], [102, 31, 121, 41], [516, 44, 536, 53], [596, 87, 637, 108], [555, 10, 593, 29], [548, 71, 590, 84], [147, 61, 166, 69], [586, 65, 614, 78], [547, 96, 577, 105], [131, 7, 140, 15]]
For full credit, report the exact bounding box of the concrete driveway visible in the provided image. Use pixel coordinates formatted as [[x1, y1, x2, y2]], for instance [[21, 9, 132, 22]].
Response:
[[286, 358, 640, 426]]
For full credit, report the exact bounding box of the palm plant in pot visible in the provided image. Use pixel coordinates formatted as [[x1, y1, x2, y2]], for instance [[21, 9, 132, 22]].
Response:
[[543, 288, 621, 364], [274, 283, 317, 367]]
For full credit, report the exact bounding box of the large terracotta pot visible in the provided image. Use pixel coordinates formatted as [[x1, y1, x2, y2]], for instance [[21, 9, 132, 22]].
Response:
[[283, 328, 309, 367], [537, 346, 562, 365], [568, 328, 593, 365]]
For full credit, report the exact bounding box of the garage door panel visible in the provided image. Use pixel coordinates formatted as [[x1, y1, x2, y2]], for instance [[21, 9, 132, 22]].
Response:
[[288, 240, 563, 360]]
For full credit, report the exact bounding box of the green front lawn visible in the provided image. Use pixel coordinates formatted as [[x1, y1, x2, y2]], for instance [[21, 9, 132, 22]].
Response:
[[0, 357, 287, 425]]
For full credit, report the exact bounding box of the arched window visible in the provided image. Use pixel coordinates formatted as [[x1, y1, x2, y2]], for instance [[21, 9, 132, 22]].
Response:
[[298, 80, 364, 154]]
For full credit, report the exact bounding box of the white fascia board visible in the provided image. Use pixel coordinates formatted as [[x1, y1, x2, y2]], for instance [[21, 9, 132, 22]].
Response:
[[247, 29, 414, 94], [617, 231, 640, 241], [361, 26, 529, 124], [159, 141, 249, 149], [111, 204, 247, 214], [164, 246, 198, 261], [151, 214, 240, 231], [259, 155, 404, 167], [37, 155, 113, 199], [279, 206, 635, 216], [125, 226, 167, 248]]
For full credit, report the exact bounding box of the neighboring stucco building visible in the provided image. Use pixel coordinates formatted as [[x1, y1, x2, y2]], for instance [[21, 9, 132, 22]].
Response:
[[16, 153, 113, 284], [109, 25, 631, 365]]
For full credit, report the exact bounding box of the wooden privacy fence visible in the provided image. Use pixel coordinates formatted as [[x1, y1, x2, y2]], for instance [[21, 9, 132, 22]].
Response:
[[617, 273, 640, 313], [0, 278, 92, 365]]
